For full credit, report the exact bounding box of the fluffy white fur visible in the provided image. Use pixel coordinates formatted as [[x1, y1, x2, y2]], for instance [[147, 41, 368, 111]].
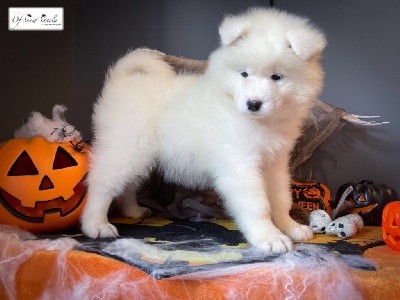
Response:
[[81, 8, 326, 254]]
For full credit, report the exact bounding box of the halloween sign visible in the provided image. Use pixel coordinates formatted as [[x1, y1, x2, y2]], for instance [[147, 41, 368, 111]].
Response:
[[0, 137, 89, 233], [291, 181, 331, 213]]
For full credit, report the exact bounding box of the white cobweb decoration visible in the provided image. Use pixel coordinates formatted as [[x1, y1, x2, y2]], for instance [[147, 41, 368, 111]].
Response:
[[0, 225, 77, 300], [14, 104, 82, 143], [1, 225, 365, 299], [342, 114, 390, 126]]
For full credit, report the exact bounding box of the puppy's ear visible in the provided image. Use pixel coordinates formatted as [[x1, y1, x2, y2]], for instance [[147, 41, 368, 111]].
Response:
[[219, 15, 249, 46], [287, 27, 327, 60]]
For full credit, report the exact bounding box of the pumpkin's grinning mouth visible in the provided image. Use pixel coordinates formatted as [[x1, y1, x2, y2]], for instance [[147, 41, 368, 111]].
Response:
[[0, 175, 87, 223]]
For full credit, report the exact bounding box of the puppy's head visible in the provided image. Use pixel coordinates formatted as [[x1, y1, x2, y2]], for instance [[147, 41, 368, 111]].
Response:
[[208, 8, 326, 119]]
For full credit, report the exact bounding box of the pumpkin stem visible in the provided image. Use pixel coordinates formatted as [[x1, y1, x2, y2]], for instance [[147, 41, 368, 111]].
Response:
[[360, 179, 373, 185]]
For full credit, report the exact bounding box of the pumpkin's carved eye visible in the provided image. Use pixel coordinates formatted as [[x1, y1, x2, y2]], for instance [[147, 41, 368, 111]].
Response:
[[53, 147, 78, 170], [8, 151, 39, 176]]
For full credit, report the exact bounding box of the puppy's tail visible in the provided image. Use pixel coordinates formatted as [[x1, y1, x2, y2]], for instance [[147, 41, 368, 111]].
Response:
[[107, 48, 175, 80]]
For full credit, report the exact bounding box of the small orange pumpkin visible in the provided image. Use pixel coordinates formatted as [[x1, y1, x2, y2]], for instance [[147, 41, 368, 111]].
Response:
[[0, 137, 89, 233], [382, 201, 400, 251]]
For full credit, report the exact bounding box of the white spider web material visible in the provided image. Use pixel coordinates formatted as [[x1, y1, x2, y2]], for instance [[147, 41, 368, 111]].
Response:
[[0, 225, 366, 299]]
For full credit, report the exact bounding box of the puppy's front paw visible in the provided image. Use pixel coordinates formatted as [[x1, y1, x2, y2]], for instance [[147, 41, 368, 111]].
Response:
[[285, 224, 313, 242], [82, 222, 119, 239], [253, 234, 293, 254]]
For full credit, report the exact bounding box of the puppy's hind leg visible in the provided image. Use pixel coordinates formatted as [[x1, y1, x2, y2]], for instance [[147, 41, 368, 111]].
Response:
[[81, 126, 157, 238], [115, 184, 151, 219]]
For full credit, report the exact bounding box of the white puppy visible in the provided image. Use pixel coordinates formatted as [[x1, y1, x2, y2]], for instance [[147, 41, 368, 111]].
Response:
[[81, 8, 326, 254]]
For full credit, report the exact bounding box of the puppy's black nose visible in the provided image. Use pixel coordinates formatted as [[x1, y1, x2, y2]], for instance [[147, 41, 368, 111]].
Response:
[[247, 100, 262, 112]]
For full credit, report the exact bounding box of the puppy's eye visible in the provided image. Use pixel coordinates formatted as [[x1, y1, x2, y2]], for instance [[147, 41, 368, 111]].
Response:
[[240, 71, 249, 78], [271, 74, 283, 81]]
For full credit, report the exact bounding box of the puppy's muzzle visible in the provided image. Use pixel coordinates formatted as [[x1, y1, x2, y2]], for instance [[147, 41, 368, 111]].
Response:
[[247, 100, 263, 112]]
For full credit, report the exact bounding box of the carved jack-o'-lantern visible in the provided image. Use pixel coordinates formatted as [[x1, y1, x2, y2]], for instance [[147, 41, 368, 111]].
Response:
[[0, 137, 89, 233], [332, 179, 398, 226], [382, 201, 400, 251], [303, 187, 322, 199]]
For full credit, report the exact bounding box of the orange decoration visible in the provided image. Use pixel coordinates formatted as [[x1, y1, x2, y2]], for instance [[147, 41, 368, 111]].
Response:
[[303, 186, 322, 199], [0, 137, 89, 233], [291, 181, 331, 214], [382, 201, 400, 251]]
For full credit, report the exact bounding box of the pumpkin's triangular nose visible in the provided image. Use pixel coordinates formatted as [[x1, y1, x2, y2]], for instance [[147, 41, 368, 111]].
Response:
[[39, 175, 54, 190]]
